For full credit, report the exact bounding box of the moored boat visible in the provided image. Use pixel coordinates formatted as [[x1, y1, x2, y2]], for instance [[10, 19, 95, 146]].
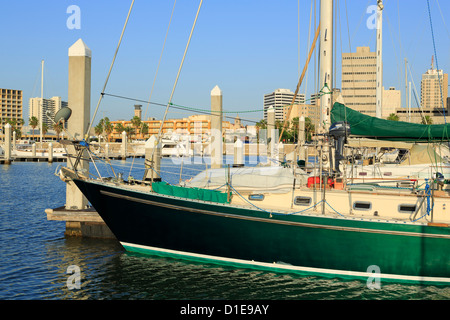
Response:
[[68, 162, 450, 285], [55, 0, 450, 286]]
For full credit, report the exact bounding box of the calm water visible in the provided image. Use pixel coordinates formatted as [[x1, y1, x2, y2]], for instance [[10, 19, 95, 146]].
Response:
[[1, 158, 450, 301]]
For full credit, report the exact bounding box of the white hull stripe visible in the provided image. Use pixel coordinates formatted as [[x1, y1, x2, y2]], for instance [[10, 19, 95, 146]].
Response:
[[121, 242, 450, 284]]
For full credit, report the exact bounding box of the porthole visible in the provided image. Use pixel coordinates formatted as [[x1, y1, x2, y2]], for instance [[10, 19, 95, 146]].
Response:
[[353, 201, 372, 211], [398, 204, 417, 213], [294, 196, 312, 206], [248, 194, 264, 201]]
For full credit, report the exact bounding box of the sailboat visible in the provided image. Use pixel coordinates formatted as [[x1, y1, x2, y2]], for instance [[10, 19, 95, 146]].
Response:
[[57, 0, 450, 285], [331, 102, 450, 184]]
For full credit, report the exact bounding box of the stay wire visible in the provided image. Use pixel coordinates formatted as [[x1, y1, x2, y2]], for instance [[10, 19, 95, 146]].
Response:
[[85, 0, 135, 140], [427, 0, 446, 123], [154, 0, 203, 147], [143, 0, 177, 123], [102, 92, 261, 124]]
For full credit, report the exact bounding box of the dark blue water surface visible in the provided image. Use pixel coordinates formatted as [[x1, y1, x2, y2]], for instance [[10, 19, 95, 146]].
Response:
[[1, 159, 450, 301]]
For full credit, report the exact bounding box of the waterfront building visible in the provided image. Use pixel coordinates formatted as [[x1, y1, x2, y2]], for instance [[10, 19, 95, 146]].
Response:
[[29, 96, 68, 127], [420, 62, 448, 112], [284, 104, 319, 125], [110, 115, 232, 142], [0, 88, 23, 126], [341, 46, 377, 116], [309, 93, 320, 106], [263, 89, 305, 121], [395, 62, 448, 124]]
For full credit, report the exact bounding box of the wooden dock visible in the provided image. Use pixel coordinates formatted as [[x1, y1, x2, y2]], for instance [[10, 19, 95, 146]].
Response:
[[46, 206, 115, 239], [0, 156, 67, 164]]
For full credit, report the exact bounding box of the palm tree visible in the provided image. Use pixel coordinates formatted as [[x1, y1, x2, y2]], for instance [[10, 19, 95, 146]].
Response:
[[14, 128, 22, 140], [6, 118, 17, 128], [115, 123, 125, 142], [42, 123, 48, 137], [124, 126, 134, 141], [141, 122, 149, 139], [29, 116, 39, 141], [53, 123, 63, 140], [16, 118, 24, 129], [103, 117, 114, 142], [387, 113, 399, 121], [131, 116, 142, 140], [421, 115, 433, 125], [94, 123, 103, 141], [255, 119, 267, 130], [304, 117, 315, 141], [291, 117, 300, 142]]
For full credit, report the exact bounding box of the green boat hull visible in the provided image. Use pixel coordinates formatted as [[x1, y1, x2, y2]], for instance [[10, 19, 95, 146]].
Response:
[[73, 179, 450, 285]]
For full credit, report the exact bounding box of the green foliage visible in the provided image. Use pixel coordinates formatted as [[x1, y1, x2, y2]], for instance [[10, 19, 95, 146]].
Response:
[[387, 113, 399, 121], [256, 117, 315, 142], [421, 115, 433, 125]]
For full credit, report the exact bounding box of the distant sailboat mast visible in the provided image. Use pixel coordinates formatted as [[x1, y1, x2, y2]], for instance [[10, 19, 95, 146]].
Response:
[[376, 0, 383, 118], [40, 59, 44, 146]]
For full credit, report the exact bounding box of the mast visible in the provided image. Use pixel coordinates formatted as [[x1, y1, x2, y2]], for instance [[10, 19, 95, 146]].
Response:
[[409, 81, 412, 122], [40, 59, 44, 146], [405, 58, 408, 115], [376, 0, 383, 118], [319, 0, 333, 173], [319, 0, 333, 130]]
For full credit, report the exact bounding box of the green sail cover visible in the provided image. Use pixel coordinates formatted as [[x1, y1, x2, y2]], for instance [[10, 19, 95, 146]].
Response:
[[330, 102, 450, 142], [152, 182, 229, 204]]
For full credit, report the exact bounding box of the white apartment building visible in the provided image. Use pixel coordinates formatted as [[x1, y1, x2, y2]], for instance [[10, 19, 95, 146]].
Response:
[[29, 96, 68, 127], [264, 89, 305, 121]]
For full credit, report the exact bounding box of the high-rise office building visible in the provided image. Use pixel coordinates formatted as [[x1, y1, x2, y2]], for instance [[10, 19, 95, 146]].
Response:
[[0, 88, 23, 125], [29, 96, 68, 127], [421, 62, 448, 112], [264, 89, 305, 121], [341, 46, 377, 116]]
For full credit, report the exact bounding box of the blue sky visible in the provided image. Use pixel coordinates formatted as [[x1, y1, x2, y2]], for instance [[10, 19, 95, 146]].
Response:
[[1, 0, 449, 125]]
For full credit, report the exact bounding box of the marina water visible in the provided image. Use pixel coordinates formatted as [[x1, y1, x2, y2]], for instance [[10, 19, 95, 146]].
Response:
[[1, 158, 450, 300]]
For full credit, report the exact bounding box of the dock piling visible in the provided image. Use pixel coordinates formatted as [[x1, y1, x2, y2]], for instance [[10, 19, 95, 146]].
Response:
[[4, 123, 12, 164]]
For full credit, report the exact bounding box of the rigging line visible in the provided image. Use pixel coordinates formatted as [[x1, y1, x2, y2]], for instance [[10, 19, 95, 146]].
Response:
[[143, 0, 177, 123], [85, 0, 135, 141], [298, 0, 300, 79], [383, 15, 404, 100], [279, 23, 321, 143], [406, 63, 426, 121], [427, 0, 446, 124], [129, 0, 176, 175], [337, 0, 347, 123], [344, 0, 355, 105], [349, 0, 371, 44], [396, 0, 404, 56], [102, 92, 261, 124], [154, 0, 203, 147], [333, 0, 337, 91], [435, 0, 450, 40], [303, 0, 314, 98]]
